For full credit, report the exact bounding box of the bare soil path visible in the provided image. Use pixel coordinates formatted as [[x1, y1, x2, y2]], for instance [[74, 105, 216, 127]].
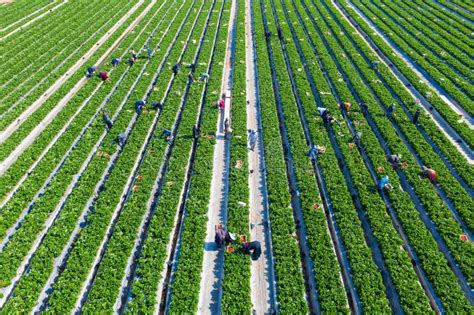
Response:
[[197, 0, 237, 312], [245, 0, 277, 313]]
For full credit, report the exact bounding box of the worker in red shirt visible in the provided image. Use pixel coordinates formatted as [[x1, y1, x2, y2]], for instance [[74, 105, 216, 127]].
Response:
[[99, 71, 110, 81], [218, 98, 225, 111], [422, 166, 437, 183]]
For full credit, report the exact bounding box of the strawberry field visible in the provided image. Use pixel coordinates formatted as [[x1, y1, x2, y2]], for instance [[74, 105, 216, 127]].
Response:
[[0, 0, 472, 313]]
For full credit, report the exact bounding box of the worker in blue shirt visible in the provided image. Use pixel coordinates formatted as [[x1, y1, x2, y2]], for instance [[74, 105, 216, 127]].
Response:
[[135, 100, 145, 114], [200, 72, 209, 83], [146, 45, 152, 60], [103, 112, 113, 130], [151, 101, 163, 111], [172, 63, 180, 74], [117, 133, 126, 147], [86, 66, 97, 78], [377, 175, 393, 191], [308, 145, 319, 160], [112, 58, 121, 67]]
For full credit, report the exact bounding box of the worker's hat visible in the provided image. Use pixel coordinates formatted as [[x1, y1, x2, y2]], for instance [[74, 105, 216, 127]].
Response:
[[229, 233, 236, 242]]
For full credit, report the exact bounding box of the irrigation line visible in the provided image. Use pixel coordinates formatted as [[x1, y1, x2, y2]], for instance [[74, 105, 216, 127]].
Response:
[[305, 0, 473, 303], [71, 2, 210, 312], [432, 0, 474, 25], [0, 0, 128, 117], [0, 5, 179, 305], [0, 1, 173, 251], [259, 0, 323, 313], [273, 0, 361, 313], [343, 0, 474, 125], [0, 0, 69, 40], [113, 0, 223, 312], [318, 0, 473, 240], [0, 1, 174, 209], [30, 2, 199, 309], [294, 1, 444, 311], [365, 0, 472, 85], [246, 0, 278, 311], [331, 0, 474, 166]]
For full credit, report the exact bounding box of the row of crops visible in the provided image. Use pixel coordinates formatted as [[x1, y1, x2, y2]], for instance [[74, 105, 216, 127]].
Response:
[[0, 0, 472, 313]]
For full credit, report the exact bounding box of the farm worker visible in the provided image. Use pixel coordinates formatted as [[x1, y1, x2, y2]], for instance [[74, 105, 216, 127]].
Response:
[[353, 131, 362, 145], [200, 72, 209, 83], [103, 112, 113, 130], [387, 154, 401, 169], [151, 101, 163, 111], [248, 129, 257, 151], [128, 57, 135, 66], [146, 45, 152, 59], [360, 103, 368, 114], [131, 49, 138, 60], [387, 104, 395, 116], [193, 124, 199, 140], [377, 175, 393, 190], [265, 31, 272, 39], [343, 102, 352, 114], [99, 71, 110, 81], [224, 118, 230, 137], [172, 63, 180, 74], [318, 107, 334, 125], [215, 224, 235, 248], [240, 235, 262, 261], [308, 145, 319, 160], [422, 166, 437, 183], [112, 58, 121, 67], [162, 129, 172, 137], [371, 60, 379, 71], [318, 107, 329, 118], [117, 133, 126, 147], [135, 100, 146, 114], [218, 97, 225, 111], [87, 66, 97, 75], [413, 108, 420, 124]]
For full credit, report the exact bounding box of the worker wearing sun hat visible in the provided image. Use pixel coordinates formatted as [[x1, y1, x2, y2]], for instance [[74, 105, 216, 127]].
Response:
[[215, 224, 236, 249]]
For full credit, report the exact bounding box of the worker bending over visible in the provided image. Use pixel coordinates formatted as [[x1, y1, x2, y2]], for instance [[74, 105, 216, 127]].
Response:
[[117, 133, 126, 147], [422, 166, 437, 183], [378, 175, 393, 191], [215, 224, 235, 249], [99, 71, 110, 81], [200, 72, 210, 83], [103, 112, 113, 130], [248, 129, 257, 151], [135, 100, 145, 114], [386, 154, 401, 169], [86, 66, 97, 78], [240, 235, 261, 261], [112, 58, 121, 67]]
